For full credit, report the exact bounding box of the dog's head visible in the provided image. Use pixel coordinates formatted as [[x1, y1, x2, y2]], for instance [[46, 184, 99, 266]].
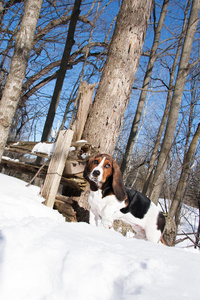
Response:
[[84, 154, 127, 202]]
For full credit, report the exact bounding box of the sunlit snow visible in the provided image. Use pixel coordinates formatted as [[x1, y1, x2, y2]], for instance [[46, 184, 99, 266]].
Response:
[[0, 173, 199, 300]]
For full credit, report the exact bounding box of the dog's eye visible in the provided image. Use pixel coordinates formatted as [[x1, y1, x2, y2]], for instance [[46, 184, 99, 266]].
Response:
[[104, 163, 111, 169], [94, 160, 99, 165]]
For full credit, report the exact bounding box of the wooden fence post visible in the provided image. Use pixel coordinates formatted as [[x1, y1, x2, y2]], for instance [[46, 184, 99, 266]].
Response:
[[42, 129, 74, 208]]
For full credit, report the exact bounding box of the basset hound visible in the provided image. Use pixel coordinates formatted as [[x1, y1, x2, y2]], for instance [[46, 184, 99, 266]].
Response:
[[84, 154, 166, 243]]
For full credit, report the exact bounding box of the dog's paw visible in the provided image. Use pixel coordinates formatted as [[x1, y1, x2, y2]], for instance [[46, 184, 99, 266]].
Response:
[[102, 218, 113, 229]]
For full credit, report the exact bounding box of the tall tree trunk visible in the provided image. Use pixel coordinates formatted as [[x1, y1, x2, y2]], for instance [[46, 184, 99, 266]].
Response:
[[120, 0, 169, 175], [0, 0, 43, 162], [82, 0, 153, 155], [149, 0, 200, 205], [143, 0, 192, 196], [170, 123, 200, 218], [40, 0, 82, 143], [0, 0, 3, 26], [69, 0, 100, 134], [195, 196, 200, 248], [165, 123, 200, 246]]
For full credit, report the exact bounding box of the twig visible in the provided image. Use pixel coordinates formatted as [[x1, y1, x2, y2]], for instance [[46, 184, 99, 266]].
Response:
[[182, 231, 200, 249], [177, 232, 197, 236], [175, 236, 189, 245], [26, 160, 49, 187]]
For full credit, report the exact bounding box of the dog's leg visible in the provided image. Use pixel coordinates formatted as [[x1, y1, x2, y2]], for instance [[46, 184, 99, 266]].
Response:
[[89, 209, 101, 226], [145, 227, 162, 243], [101, 217, 113, 229], [130, 224, 147, 240]]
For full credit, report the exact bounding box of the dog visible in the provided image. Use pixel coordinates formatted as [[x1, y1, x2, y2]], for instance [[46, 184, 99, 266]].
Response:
[[84, 153, 166, 243]]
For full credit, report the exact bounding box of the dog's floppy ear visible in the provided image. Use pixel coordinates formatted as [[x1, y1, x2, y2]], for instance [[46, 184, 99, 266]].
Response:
[[83, 158, 91, 182], [83, 157, 98, 191], [112, 160, 127, 202]]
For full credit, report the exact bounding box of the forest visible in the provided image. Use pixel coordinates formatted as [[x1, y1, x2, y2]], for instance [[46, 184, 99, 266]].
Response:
[[0, 0, 200, 245]]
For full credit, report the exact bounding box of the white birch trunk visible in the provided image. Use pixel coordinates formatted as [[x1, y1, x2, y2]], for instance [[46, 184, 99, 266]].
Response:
[[0, 0, 43, 162]]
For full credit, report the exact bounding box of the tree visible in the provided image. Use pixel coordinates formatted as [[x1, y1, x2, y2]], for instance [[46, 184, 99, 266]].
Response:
[[165, 123, 200, 245], [83, 0, 153, 155], [120, 0, 169, 175], [142, 0, 192, 196], [40, 0, 82, 143], [0, 0, 43, 162], [149, 0, 200, 204]]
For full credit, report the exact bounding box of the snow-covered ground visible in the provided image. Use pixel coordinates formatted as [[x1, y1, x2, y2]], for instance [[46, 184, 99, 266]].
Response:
[[0, 173, 200, 300]]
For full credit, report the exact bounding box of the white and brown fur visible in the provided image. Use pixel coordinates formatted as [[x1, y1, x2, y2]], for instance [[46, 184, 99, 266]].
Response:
[[84, 154, 166, 243]]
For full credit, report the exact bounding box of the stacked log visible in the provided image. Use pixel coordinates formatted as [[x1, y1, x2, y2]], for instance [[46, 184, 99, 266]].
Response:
[[1, 139, 98, 223]]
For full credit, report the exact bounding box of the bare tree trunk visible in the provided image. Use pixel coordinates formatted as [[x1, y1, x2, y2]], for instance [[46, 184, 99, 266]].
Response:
[[120, 0, 169, 175], [0, 0, 3, 26], [170, 123, 200, 217], [149, 0, 200, 205], [143, 0, 192, 196], [82, 0, 153, 155], [0, 0, 43, 162], [40, 0, 82, 143], [164, 123, 200, 246], [195, 196, 200, 248], [69, 0, 100, 133]]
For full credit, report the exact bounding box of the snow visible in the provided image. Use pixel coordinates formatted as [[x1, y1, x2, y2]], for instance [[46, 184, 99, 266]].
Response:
[[31, 140, 88, 157], [2, 156, 19, 162], [32, 142, 55, 156], [0, 173, 200, 300]]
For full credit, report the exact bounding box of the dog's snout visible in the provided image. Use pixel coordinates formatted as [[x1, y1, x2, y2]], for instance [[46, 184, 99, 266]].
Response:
[[92, 170, 100, 177]]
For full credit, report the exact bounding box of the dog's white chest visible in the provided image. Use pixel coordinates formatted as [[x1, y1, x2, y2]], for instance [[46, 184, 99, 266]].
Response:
[[88, 190, 106, 212], [88, 190, 125, 228], [88, 190, 124, 212]]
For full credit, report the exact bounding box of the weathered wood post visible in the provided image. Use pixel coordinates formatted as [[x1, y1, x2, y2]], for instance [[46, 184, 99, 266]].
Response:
[[72, 81, 96, 142], [42, 129, 74, 208]]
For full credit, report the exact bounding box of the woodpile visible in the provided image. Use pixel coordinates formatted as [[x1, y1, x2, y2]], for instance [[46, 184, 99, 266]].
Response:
[[54, 194, 89, 223], [1, 134, 99, 223]]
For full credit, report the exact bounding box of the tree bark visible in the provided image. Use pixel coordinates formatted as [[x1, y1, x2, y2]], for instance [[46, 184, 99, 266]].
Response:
[[149, 0, 200, 204], [195, 196, 200, 248], [40, 0, 82, 143], [164, 123, 200, 246], [169, 123, 200, 218], [71, 81, 96, 141], [120, 0, 169, 175], [0, 0, 43, 162], [142, 0, 192, 196], [82, 0, 153, 155]]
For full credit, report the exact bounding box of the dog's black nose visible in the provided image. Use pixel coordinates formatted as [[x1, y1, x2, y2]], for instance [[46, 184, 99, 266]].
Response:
[[92, 170, 100, 177]]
